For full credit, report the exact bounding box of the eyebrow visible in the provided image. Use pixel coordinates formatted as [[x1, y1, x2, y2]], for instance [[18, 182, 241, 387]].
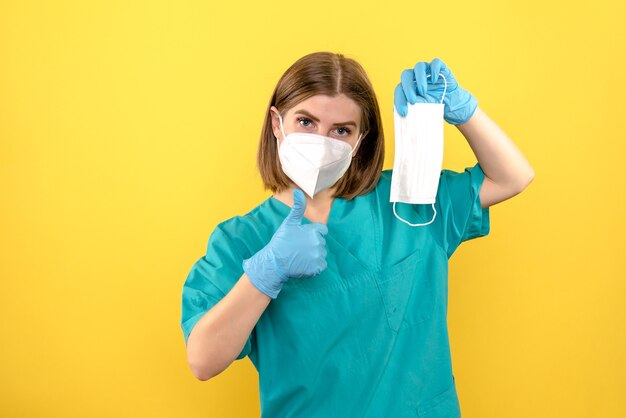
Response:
[[293, 109, 357, 128]]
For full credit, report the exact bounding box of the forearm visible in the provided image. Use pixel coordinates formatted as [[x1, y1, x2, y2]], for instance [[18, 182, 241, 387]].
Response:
[[456, 106, 535, 191], [186, 273, 271, 380]]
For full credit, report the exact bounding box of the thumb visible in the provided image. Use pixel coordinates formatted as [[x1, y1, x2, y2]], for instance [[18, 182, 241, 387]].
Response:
[[284, 189, 306, 225]]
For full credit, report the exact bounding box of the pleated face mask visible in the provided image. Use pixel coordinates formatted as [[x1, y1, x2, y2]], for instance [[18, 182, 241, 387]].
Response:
[[390, 73, 448, 227]]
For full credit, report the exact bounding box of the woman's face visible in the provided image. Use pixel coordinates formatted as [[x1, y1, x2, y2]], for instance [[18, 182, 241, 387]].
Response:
[[271, 94, 365, 152]]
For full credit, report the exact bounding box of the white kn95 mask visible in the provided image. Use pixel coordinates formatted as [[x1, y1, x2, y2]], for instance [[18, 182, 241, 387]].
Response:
[[276, 113, 363, 198]]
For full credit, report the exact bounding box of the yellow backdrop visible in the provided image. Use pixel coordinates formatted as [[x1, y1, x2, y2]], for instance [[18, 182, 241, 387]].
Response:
[[1, 0, 624, 417]]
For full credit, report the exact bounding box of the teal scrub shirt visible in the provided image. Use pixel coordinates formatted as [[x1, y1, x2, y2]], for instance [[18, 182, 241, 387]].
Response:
[[181, 163, 490, 418]]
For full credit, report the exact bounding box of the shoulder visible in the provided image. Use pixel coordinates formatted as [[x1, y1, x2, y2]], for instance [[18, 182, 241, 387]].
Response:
[[380, 169, 393, 184], [215, 200, 267, 235], [369, 169, 394, 197], [375, 166, 483, 196], [437, 163, 487, 199], [208, 198, 278, 257], [364, 167, 464, 214], [441, 163, 485, 181]]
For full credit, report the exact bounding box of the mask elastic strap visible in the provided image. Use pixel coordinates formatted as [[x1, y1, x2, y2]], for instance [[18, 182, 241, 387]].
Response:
[[351, 133, 363, 156], [423, 73, 448, 104], [393, 202, 437, 227], [277, 113, 287, 139]]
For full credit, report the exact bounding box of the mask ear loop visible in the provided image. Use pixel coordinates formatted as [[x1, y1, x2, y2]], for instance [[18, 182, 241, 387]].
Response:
[[393, 72, 447, 227], [277, 112, 287, 140], [350, 132, 363, 158], [426, 72, 448, 104], [393, 202, 437, 226]]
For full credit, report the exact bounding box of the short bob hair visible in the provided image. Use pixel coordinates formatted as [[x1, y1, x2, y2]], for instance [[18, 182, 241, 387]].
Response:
[[257, 52, 385, 200]]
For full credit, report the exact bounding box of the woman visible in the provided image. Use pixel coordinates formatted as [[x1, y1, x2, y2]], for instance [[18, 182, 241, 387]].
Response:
[[181, 52, 534, 417]]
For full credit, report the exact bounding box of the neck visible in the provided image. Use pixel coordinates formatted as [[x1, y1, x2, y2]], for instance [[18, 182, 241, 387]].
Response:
[[274, 184, 335, 213]]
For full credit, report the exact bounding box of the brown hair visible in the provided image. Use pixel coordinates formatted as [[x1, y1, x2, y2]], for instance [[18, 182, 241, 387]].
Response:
[[257, 52, 385, 200]]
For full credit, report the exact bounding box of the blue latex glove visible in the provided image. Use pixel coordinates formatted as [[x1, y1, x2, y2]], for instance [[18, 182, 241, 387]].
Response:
[[242, 189, 328, 299], [394, 58, 478, 125]]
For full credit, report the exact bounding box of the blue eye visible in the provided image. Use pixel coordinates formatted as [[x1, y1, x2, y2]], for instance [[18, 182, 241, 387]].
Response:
[[335, 127, 352, 136], [296, 117, 352, 137], [297, 117, 313, 127]]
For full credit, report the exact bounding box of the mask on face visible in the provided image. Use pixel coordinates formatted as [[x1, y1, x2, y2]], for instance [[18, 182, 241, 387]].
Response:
[[390, 73, 448, 227], [276, 113, 363, 198]]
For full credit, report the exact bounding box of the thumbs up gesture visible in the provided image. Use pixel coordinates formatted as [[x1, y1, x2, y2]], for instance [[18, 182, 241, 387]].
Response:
[[243, 189, 329, 299]]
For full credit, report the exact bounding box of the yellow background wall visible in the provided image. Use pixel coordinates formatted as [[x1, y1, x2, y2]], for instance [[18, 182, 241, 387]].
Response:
[[1, 0, 624, 417]]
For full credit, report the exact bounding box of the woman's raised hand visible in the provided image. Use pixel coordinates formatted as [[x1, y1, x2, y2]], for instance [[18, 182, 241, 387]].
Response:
[[393, 57, 478, 125]]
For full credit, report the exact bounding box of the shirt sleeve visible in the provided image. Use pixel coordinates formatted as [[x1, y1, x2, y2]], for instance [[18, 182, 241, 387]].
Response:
[[436, 162, 491, 258], [180, 224, 253, 360]]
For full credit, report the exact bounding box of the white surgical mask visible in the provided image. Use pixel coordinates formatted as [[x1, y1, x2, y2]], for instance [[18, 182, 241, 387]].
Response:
[[390, 73, 448, 227], [276, 113, 362, 198]]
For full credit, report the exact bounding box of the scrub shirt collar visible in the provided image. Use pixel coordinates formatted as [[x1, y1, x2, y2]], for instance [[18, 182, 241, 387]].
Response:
[[268, 195, 344, 227]]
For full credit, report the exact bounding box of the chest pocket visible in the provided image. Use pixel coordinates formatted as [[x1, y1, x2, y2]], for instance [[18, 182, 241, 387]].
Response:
[[374, 249, 435, 332]]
